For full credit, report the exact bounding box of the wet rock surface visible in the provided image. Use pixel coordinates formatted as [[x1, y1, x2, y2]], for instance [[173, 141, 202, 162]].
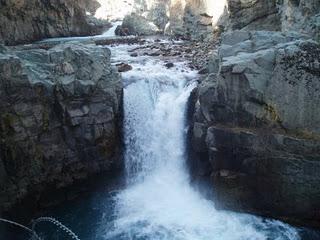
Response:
[[0, 43, 123, 212]]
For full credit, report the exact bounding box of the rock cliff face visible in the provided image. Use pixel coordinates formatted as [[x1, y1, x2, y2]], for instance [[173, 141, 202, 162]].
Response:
[[221, 0, 319, 39], [0, 43, 122, 211], [188, 0, 320, 225], [191, 30, 320, 225], [120, 13, 161, 36], [166, 0, 219, 40], [281, 0, 320, 39], [224, 0, 280, 31], [0, 0, 105, 45]]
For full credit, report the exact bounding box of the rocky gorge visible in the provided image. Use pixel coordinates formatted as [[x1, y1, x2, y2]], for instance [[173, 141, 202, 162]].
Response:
[[0, 0, 319, 238]]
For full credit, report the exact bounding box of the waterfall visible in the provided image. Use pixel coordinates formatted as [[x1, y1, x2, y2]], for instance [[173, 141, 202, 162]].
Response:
[[103, 43, 301, 240]]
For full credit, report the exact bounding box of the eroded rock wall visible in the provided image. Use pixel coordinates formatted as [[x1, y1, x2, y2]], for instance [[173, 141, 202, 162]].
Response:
[[0, 0, 104, 45], [191, 31, 320, 225], [0, 43, 122, 211], [222, 0, 319, 38], [281, 0, 320, 39]]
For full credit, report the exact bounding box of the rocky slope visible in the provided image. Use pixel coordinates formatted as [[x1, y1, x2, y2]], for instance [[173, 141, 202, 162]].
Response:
[[0, 43, 122, 212], [0, 0, 106, 45]]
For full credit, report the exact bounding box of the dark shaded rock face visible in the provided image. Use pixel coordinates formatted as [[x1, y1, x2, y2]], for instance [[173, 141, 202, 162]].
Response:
[[0, 0, 104, 45], [191, 31, 320, 225], [0, 43, 123, 211]]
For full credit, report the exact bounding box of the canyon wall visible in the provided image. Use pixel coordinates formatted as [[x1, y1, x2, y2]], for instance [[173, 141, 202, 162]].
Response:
[[0, 43, 122, 211], [0, 0, 105, 45], [191, 0, 320, 226]]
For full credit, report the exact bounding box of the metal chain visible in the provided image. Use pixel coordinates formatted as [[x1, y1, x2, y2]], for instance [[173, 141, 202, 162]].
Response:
[[0, 216, 80, 240], [32, 217, 81, 240]]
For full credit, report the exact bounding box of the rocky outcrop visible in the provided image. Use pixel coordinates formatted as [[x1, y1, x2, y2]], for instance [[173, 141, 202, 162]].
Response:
[[117, 13, 160, 36], [166, 0, 216, 40], [0, 43, 122, 211], [219, 0, 320, 39], [0, 0, 106, 45], [191, 31, 320, 225]]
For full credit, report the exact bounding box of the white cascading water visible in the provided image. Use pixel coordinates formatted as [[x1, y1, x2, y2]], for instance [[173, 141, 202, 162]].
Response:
[[103, 43, 301, 240]]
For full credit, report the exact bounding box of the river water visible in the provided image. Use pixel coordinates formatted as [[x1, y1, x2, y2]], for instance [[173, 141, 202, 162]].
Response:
[[2, 39, 320, 240]]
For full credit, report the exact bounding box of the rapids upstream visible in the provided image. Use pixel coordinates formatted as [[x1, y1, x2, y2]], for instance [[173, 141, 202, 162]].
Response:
[[2, 39, 320, 240]]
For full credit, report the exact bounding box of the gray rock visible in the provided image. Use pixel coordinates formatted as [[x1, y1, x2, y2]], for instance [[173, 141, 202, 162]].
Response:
[[0, 43, 123, 211], [116, 63, 133, 72], [165, 62, 174, 68], [226, 0, 281, 31], [0, 0, 105, 45], [208, 126, 320, 222], [218, 0, 319, 39], [281, 0, 320, 39], [191, 31, 320, 225], [121, 13, 160, 36], [146, 1, 169, 30]]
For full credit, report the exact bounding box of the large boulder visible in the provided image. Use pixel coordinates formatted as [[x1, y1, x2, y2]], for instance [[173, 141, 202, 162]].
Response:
[[0, 43, 123, 211], [119, 13, 160, 36], [191, 31, 320, 225]]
